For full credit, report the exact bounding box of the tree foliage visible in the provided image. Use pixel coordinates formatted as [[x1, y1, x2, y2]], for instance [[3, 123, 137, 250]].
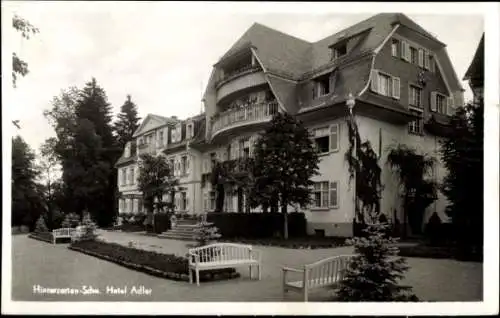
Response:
[[12, 136, 45, 229], [336, 223, 418, 301], [440, 99, 483, 249], [344, 109, 383, 224], [38, 137, 61, 229], [137, 154, 179, 228], [114, 95, 141, 149], [43, 79, 119, 227], [387, 144, 437, 237], [252, 112, 320, 238], [12, 14, 39, 87]]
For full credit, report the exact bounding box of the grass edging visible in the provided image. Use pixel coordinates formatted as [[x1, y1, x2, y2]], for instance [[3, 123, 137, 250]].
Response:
[[68, 243, 241, 282]]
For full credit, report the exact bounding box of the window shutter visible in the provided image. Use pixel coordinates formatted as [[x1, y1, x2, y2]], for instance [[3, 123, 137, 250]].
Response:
[[186, 196, 190, 212], [392, 77, 400, 100], [187, 155, 191, 174], [401, 41, 407, 61], [447, 96, 454, 116], [329, 182, 338, 207], [329, 124, 339, 152], [424, 51, 430, 70], [430, 92, 437, 112], [370, 70, 379, 93], [163, 128, 168, 146], [418, 48, 424, 67], [249, 136, 256, 157]]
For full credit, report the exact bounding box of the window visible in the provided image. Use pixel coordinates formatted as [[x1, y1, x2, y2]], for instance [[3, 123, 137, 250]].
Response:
[[239, 138, 250, 158], [391, 39, 400, 57], [436, 94, 446, 114], [186, 124, 193, 139], [224, 192, 233, 211], [311, 181, 338, 208], [181, 156, 187, 175], [205, 191, 216, 211], [410, 47, 418, 64], [181, 192, 187, 210], [378, 73, 392, 96], [409, 85, 423, 108], [408, 110, 423, 135], [130, 167, 135, 185], [210, 152, 217, 167], [313, 76, 330, 99], [331, 43, 347, 60], [159, 131, 164, 146], [121, 168, 126, 185], [429, 55, 435, 72], [312, 125, 339, 154]]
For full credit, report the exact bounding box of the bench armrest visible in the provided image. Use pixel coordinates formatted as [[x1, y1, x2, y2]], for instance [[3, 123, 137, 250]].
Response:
[[188, 251, 200, 265], [250, 249, 261, 262], [282, 266, 303, 273]]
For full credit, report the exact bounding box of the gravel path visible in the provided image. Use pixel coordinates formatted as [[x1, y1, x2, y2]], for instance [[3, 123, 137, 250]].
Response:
[[11, 232, 482, 302]]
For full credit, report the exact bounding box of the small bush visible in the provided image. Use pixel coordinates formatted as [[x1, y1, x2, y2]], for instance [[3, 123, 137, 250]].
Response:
[[194, 219, 221, 247], [61, 212, 81, 228], [336, 223, 419, 301], [34, 215, 49, 233]]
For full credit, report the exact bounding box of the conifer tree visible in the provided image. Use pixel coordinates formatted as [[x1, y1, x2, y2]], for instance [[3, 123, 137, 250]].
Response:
[[114, 95, 141, 149]]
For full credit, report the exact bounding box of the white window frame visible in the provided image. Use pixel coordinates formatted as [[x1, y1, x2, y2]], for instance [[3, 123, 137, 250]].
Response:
[[409, 84, 423, 109], [408, 109, 424, 135], [391, 38, 400, 57], [312, 124, 339, 155], [310, 181, 339, 209], [371, 70, 400, 100]]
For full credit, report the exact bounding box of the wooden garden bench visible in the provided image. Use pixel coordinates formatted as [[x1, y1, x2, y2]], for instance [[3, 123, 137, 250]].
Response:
[[52, 228, 76, 244], [282, 254, 354, 301], [188, 243, 261, 286]]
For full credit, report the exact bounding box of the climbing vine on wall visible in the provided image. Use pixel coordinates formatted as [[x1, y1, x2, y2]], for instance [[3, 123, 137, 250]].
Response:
[[344, 110, 383, 224]]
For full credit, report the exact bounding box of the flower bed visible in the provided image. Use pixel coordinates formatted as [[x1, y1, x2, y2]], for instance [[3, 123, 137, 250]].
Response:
[[28, 232, 53, 243], [218, 236, 347, 249], [69, 240, 240, 282]]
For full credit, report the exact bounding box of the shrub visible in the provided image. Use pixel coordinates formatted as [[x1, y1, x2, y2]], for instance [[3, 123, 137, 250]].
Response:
[[153, 213, 172, 234], [34, 215, 49, 233], [206, 212, 306, 239], [78, 212, 98, 241], [336, 223, 419, 301], [61, 212, 80, 228], [194, 219, 221, 247]]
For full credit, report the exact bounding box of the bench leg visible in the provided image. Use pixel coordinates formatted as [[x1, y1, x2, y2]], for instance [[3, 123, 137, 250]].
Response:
[[196, 269, 200, 286], [249, 266, 252, 280], [283, 271, 288, 293], [303, 287, 308, 302], [258, 264, 261, 280], [189, 269, 193, 284]]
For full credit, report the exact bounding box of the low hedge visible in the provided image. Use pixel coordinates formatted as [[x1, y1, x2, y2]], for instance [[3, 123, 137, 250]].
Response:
[[69, 240, 239, 282], [398, 244, 483, 262], [28, 232, 53, 243], [206, 212, 307, 239], [218, 236, 346, 249]]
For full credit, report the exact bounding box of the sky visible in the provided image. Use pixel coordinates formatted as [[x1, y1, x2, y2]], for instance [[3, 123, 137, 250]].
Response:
[[3, 2, 485, 156]]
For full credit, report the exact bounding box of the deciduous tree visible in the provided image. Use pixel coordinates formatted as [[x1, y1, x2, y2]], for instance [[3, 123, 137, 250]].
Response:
[[12, 14, 39, 87], [252, 112, 319, 239]]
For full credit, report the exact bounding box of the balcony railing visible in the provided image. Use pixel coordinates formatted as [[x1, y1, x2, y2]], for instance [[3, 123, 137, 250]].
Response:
[[216, 64, 262, 87], [211, 101, 279, 136], [137, 143, 156, 155]]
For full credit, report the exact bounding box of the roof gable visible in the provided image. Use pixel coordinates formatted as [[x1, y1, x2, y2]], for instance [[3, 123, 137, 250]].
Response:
[[133, 114, 175, 137]]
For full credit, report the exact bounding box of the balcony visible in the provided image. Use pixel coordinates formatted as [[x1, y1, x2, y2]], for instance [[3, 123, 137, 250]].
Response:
[[211, 101, 279, 139], [216, 65, 266, 102], [137, 143, 157, 156]]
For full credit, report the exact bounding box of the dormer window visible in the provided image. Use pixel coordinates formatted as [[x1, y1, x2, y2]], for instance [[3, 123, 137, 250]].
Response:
[[186, 123, 194, 139], [312, 73, 334, 99], [124, 142, 131, 158], [331, 42, 347, 60]]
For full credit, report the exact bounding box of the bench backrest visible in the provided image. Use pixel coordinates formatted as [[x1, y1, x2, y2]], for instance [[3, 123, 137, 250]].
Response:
[[305, 254, 353, 288], [53, 228, 76, 236], [189, 243, 252, 263]]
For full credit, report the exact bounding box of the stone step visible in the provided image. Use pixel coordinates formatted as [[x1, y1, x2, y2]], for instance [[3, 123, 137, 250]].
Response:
[[158, 233, 197, 240]]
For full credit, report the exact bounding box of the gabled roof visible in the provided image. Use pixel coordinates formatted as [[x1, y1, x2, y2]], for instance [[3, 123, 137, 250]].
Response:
[[463, 33, 484, 81], [132, 113, 178, 137]]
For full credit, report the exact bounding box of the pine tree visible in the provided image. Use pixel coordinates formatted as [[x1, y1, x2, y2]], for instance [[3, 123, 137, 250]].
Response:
[[252, 112, 320, 239], [34, 215, 49, 233], [336, 223, 419, 301], [440, 98, 483, 255], [114, 95, 141, 149], [72, 78, 120, 226]]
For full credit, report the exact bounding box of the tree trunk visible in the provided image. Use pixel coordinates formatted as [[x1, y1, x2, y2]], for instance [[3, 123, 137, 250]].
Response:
[[262, 203, 269, 213], [281, 201, 288, 239]]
